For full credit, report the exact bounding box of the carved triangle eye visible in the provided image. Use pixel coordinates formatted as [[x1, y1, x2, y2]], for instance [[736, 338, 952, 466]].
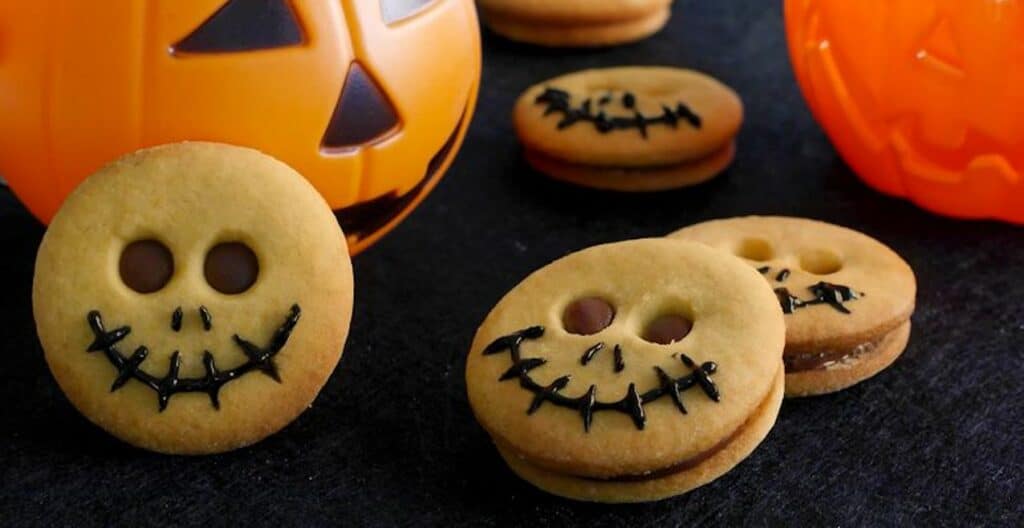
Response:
[[321, 63, 401, 151], [173, 0, 303, 54], [380, 0, 436, 24], [918, 16, 964, 74]]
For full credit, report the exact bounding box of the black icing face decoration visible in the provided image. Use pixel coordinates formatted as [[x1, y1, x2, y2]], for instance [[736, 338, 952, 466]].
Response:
[[84, 236, 302, 411], [477, 295, 730, 433], [755, 265, 862, 315], [535, 87, 702, 138], [484, 325, 720, 432], [33, 143, 355, 454], [483, 297, 722, 432]]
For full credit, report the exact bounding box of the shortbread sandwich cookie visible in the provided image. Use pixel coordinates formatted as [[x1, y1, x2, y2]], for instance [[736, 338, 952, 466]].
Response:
[[33, 142, 354, 454], [466, 239, 785, 502], [670, 217, 916, 397], [514, 67, 743, 191], [478, 0, 673, 47]]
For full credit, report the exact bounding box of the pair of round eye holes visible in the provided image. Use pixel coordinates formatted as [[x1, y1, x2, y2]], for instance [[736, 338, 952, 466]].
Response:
[[562, 297, 693, 345], [119, 240, 259, 295], [736, 238, 844, 275]]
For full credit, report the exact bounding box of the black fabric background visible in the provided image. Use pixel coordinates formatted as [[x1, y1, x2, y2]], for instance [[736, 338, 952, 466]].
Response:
[[1, 2, 1021, 526]]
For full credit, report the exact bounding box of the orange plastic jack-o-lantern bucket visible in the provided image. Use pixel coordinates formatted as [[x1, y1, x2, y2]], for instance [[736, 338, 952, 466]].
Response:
[[786, 0, 1024, 222], [0, 0, 481, 253]]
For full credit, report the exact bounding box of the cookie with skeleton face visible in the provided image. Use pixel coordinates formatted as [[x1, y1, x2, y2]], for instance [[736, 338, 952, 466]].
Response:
[[466, 239, 785, 502], [514, 67, 742, 192], [670, 216, 916, 397], [33, 142, 354, 454]]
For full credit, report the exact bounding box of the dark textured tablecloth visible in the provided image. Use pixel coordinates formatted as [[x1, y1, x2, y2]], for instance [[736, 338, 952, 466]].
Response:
[[1, 2, 1021, 526]]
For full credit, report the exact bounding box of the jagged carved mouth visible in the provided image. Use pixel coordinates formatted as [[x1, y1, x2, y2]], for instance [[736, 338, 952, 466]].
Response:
[[334, 102, 470, 242], [85, 304, 301, 411]]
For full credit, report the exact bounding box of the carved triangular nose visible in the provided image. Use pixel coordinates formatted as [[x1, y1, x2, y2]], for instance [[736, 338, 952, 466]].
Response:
[[321, 62, 400, 151]]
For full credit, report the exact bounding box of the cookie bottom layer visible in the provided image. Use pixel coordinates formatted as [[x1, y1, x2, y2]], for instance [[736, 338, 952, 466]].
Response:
[[482, 8, 670, 48], [524, 142, 735, 192], [785, 321, 911, 398], [494, 366, 783, 503]]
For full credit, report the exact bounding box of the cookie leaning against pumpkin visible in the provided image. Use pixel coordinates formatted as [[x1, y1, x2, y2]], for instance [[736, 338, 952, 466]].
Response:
[[478, 0, 673, 47], [33, 142, 354, 454], [670, 217, 917, 397], [514, 67, 743, 192], [466, 239, 786, 502]]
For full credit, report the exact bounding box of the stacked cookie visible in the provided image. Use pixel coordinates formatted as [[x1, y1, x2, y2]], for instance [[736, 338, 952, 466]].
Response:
[[671, 216, 916, 397], [514, 67, 743, 191], [466, 239, 786, 502], [479, 0, 674, 47], [465, 219, 916, 502]]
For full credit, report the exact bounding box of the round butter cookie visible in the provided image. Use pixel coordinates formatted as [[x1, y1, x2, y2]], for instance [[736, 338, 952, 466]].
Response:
[[33, 142, 354, 454], [514, 67, 742, 191], [479, 0, 673, 47], [465, 239, 785, 502], [670, 216, 916, 397]]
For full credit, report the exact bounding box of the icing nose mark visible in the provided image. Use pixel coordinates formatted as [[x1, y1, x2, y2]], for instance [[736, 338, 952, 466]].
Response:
[[171, 307, 183, 332], [169, 306, 213, 332], [199, 306, 213, 331]]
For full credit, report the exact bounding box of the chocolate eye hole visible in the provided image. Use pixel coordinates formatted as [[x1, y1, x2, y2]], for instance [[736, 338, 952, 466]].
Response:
[[642, 314, 694, 345], [563, 297, 615, 336], [735, 238, 773, 261], [120, 240, 175, 294], [204, 242, 259, 295], [800, 248, 843, 275]]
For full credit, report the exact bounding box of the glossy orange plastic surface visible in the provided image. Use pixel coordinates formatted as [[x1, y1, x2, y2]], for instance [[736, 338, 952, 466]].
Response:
[[786, 0, 1024, 222], [0, 0, 481, 253]]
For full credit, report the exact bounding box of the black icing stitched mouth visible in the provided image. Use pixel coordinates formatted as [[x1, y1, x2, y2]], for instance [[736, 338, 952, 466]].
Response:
[[535, 87, 702, 138], [775, 282, 859, 314], [86, 304, 301, 411], [484, 327, 720, 432], [757, 266, 861, 314]]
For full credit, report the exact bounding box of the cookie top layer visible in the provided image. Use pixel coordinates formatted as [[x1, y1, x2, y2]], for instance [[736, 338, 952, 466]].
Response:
[[466, 239, 784, 478], [479, 0, 671, 23], [514, 67, 742, 167], [33, 142, 354, 454], [670, 217, 916, 353]]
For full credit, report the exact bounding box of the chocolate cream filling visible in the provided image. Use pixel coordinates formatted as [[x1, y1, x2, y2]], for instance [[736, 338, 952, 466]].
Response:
[[592, 414, 747, 483], [783, 325, 901, 373], [503, 368, 779, 484], [525, 143, 734, 177]]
